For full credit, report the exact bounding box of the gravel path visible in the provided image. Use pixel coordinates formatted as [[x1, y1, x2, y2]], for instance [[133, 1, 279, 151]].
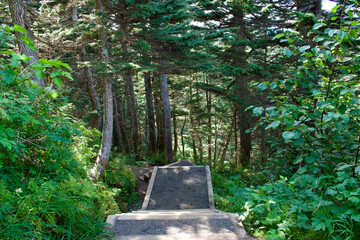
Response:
[[147, 166, 210, 210], [114, 218, 235, 235]]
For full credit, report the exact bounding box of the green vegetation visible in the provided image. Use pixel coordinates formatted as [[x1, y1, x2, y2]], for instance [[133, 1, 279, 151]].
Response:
[[0, 25, 135, 239], [213, 3, 360, 239]]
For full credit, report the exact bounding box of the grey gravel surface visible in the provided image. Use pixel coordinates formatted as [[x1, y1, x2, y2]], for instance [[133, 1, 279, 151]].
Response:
[[168, 160, 196, 166], [147, 167, 209, 210], [114, 218, 235, 235]]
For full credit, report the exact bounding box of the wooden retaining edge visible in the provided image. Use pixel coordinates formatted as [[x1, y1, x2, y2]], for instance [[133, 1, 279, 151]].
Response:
[[206, 166, 215, 209], [141, 166, 158, 210]]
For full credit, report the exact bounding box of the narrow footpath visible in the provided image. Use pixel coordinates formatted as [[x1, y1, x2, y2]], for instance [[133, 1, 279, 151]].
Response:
[[107, 160, 257, 240]]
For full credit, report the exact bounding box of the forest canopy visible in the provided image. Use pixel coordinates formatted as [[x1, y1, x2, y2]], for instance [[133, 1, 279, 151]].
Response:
[[0, 0, 360, 239]]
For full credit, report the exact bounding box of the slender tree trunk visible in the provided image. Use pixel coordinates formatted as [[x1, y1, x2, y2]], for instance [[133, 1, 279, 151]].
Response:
[[154, 78, 165, 153], [181, 116, 187, 157], [213, 112, 218, 165], [116, 93, 131, 153], [72, 6, 78, 25], [189, 85, 197, 160], [144, 73, 157, 152], [161, 70, 174, 163], [90, 0, 113, 181], [81, 49, 101, 129], [113, 89, 123, 153], [221, 113, 236, 167], [173, 114, 178, 156], [8, 0, 44, 86], [206, 75, 212, 166], [124, 74, 140, 160], [194, 76, 203, 162]]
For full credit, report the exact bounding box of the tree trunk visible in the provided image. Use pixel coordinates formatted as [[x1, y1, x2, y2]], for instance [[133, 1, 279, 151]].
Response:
[[113, 89, 123, 153], [213, 113, 218, 165], [81, 49, 101, 129], [161, 71, 174, 163], [181, 116, 187, 157], [189, 85, 197, 160], [173, 114, 178, 156], [154, 78, 165, 153], [144, 73, 157, 152], [295, 0, 322, 18], [90, 0, 113, 181], [221, 113, 236, 168], [8, 0, 44, 86], [116, 92, 131, 153], [233, 6, 252, 167], [124, 74, 140, 160], [206, 75, 212, 166]]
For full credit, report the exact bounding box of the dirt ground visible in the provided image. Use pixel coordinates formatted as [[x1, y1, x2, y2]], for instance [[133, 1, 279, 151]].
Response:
[[126, 165, 153, 210]]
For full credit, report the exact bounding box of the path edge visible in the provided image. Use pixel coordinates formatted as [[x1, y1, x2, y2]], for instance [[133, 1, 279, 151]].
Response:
[[206, 166, 215, 209], [141, 166, 158, 210]]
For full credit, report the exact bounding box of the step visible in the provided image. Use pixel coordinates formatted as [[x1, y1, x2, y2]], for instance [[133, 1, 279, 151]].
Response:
[[107, 210, 255, 240], [142, 165, 215, 210]]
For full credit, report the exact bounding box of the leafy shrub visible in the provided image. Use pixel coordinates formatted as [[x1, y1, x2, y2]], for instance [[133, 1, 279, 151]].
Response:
[[0, 25, 125, 239], [215, 4, 360, 239], [104, 158, 137, 212]]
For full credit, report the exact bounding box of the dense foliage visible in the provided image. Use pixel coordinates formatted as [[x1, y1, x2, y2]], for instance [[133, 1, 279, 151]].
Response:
[[0, 25, 136, 239], [213, 2, 360, 239]]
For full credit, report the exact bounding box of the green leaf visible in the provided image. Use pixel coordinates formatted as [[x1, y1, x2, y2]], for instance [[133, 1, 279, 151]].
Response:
[[313, 23, 323, 30], [266, 121, 280, 130], [328, 29, 339, 37], [14, 25, 28, 33], [34, 69, 43, 81], [299, 45, 310, 52], [284, 48, 293, 57], [312, 217, 326, 231], [275, 33, 285, 39], [50, 91, 59, 99], [258, 83, 268, 91], [270, 82, 278, 89], [253, 107, 264, 116], [282, 131, 295, 140], [52, 78, 62, 88], [355, 166, 360, 175], [332, 4, 341, 13]]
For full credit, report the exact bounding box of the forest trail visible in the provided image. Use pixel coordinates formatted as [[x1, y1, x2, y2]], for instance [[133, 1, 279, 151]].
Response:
[[106, 160, 256, 240]]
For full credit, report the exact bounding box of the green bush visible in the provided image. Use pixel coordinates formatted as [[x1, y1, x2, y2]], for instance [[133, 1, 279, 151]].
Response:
[[0, 25, 126, 239], [104, 158, 137, 212]]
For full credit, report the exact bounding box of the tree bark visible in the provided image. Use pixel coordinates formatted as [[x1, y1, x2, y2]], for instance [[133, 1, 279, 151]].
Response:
[[233, 6, 252, 167], [180, 116, 187, 157], [189, 85, 198, 160], [221, 113, 236, 167], [161, 71, 174, 163], [124, 74, 140, 160], [90, 0, 113, 181], [80, 49, 101, 129], [8, 0, 44, 86], [144, 73, 157, 152], [113, 88, 123, 153], [116, 92, 131, 153], [173, 114, 178, 156], [206, 75, 212, 166], [213, 113, 218, 165], [295, 0, 322, 18], [154, 78, 165, 153]]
